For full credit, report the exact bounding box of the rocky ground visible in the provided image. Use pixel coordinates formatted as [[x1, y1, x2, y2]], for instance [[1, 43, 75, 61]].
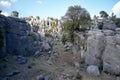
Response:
[[0, 42, 117, 80]]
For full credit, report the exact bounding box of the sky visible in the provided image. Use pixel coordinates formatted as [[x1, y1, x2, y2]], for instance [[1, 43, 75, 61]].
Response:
[[0, 0, 120, 19]]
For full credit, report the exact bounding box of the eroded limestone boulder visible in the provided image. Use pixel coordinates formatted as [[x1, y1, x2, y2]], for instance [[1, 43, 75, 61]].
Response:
[[87, 65, 100, 76], [85, 30, 105, 67], [103, 35, 120, 75]]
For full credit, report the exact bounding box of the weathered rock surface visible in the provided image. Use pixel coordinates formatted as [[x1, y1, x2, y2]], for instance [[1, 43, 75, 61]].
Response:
[[87, 65, 100, 76], [85, 30, 105, 67], [103, 20, 116, 30], [42, 42, 51, 51], [6, 69, 20, 77], [102, 34, 120, 75], [36, 74, 52, 80], [17, 56, 27, 64], [74, 28, 120, 76], [0, 15, 43, 56], [36, 75, 44, 80]]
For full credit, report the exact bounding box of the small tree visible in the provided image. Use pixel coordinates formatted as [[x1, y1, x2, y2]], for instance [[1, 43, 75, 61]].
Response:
[[36, 16, 40, 20], [29, 16, 33, 18], [99, 11, 108, 18], [62, 5, 91, 42], [110, 13, 116, 21], [51, 19, 56, 29], [11, 11, 19, 17]]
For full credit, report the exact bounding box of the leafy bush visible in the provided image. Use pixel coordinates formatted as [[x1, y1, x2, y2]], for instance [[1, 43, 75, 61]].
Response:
[[76, 72, 82, 80], [62, 21, 74, 42], [62, 5, 91, 43], [29, 31, 36, 40], [61, 35, 68, 44], [45, 31, 52, 37], [11, 11, 19, 17]]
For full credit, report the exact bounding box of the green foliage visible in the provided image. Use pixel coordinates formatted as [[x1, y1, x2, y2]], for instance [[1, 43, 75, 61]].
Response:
[[29, 16, 33, 18], [45, 31, 52, 37], [62, 20, 74, 42], [76, 72, 82, 80], [31, 21, 36, 26], [115, 18, 120, 28], [29, 31, 36, 40], [61, 35, 68, 44], [110, 13, 120, 28], [11, 11, 19, 17], [0, 25, 4, 49], [99, 11, 108, 18], [62, 5, 91, 42], [36, 16, 40, 20], [51, 19, 56, 30]]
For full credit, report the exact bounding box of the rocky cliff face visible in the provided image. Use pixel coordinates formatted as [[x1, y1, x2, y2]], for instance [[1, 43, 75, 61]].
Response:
[[0, 15, 42, 56], [73, 28, 120, 76]]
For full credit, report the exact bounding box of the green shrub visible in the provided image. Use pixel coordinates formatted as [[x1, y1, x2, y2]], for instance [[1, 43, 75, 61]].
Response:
[[45, 31, 51, 37], [61, 35, 68, 44], [29, 31, 36, 40], [62, 20, 74, 43], [31, 22, 36, 26], [76, 72, 82, 80], [51, 20, 55, 30]]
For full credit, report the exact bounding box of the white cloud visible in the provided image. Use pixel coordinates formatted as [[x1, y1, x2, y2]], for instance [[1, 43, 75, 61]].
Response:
[[36, 0, 42, 4], [1, 12, 9, 16], [111, 1, 120, 16], [10, 0, 18, 3], [0, 0, 11, 7]]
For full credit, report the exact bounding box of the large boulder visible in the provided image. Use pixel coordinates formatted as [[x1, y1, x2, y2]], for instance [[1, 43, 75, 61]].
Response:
[[42, 42, 51, 51], [85, 30, 105, 67], [102, 34, 120, 75]]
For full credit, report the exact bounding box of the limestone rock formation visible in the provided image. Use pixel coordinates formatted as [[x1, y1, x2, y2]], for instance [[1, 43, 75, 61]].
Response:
[[0, 15, 42, 56], [74, 27, 120, 76], [85, 30, 105, 67], [84, 29, 120, 75], [103, 20, 116, 30], [102, 34, 120, 75]]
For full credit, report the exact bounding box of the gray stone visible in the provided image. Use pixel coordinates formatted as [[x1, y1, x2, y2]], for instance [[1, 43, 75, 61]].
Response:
[[87, 65, 100, 76], [102, 35, 120, 75], [44, 75, 52, 80], [32, 26, 39, 32], [36, 75, 44, 80], [42, 42, 51, 51], [34, 51, 41, 57], [0, 15, 42, 56], [103, 20, 116, 30], [17, 56, 27, 64], [85, 30, 105, 67], [6, 69, 20, 77], [102, 30, 116, 36], [117, 77, 120, 80], [116, 28, 120, 34]]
